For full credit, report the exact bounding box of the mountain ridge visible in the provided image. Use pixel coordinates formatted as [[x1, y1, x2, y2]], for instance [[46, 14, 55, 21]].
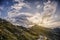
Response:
[[0, 18, 60, 40]]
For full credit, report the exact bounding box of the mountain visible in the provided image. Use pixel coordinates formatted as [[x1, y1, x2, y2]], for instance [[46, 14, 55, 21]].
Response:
[[0, 18, 60, 40], [0, 18, 39, 40]]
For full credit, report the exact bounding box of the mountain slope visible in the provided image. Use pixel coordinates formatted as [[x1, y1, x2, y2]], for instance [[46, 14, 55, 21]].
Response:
[[0, 18, 60, 40], [0, 18, 39, 40]]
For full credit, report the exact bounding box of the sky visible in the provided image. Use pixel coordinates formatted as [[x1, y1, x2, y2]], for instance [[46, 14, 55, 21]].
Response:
[[0, 0, 60, 28]]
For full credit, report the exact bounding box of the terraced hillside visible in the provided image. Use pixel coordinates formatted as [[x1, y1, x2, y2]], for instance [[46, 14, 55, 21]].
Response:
[[0, 18, 60, 40]]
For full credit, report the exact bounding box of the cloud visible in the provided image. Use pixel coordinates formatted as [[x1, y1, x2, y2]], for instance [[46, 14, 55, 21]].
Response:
[[6, 0, 60, 28], [36, 5, 41, 9], [0, 6, 4, 18], [7, 12, 33, 28], [27, 0, 59, 28], [5, 0, 33, 28], [0, 12, 1, 17], [11, 0, 31, 10], [7, 0, 31, 17], [0, 6, 3, 10], [0, 0, 18, 6]]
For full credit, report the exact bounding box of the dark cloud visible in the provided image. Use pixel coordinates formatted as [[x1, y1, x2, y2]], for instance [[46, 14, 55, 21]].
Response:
[[0, 0, 19, 18], [0, 0, 18, 7], [0, 0, 59, 7], [24, 0, 44, 3], [24, 0, 60, 2]]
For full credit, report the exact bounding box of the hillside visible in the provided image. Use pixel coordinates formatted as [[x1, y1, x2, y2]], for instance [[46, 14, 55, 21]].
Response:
[[0, 18, 39, 40], [0, 18, 60, 40]]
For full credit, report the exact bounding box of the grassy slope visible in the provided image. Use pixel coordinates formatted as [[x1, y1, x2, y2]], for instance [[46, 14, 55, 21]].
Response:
[[0, 18, 59, 40], [0, 18, 39, 40]]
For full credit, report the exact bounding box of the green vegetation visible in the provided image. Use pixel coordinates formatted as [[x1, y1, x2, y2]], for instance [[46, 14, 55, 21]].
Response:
[[0, 18, 38, 40], [0, 18, 59, 40]]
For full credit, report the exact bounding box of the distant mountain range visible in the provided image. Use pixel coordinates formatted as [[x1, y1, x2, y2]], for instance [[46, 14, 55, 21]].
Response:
[[0, 18, 60, 40]]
